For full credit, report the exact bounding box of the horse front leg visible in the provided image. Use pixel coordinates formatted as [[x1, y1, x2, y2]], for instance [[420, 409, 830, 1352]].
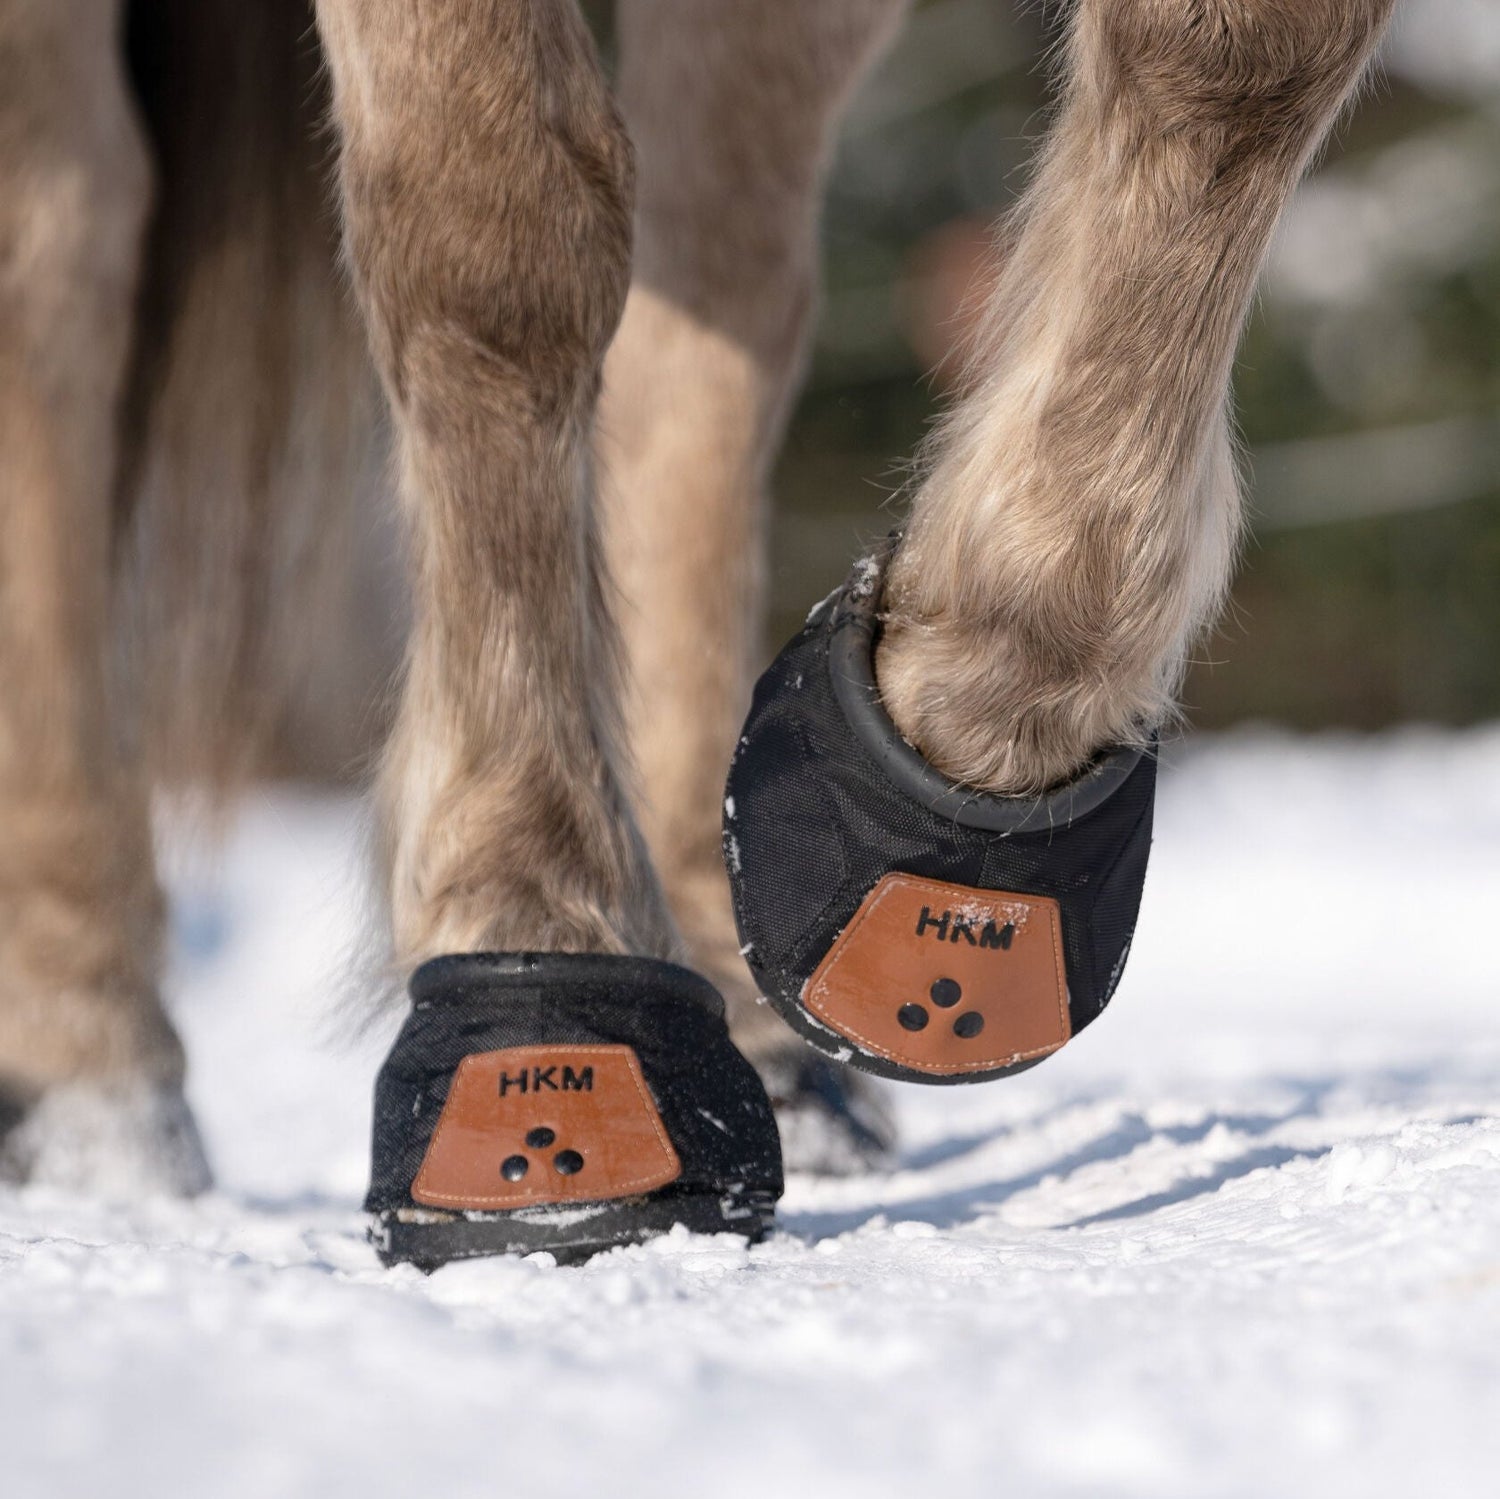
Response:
[[317, 0, 673, 964], [724, 0, 1397, 1085], [318, 0, 783, 1264], [877, 0, 1397, 794]]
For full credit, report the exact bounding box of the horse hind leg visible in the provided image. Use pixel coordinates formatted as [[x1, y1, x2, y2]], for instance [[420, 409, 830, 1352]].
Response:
[[600, 0, 910, 1168], [0, 0, 207, 1191]]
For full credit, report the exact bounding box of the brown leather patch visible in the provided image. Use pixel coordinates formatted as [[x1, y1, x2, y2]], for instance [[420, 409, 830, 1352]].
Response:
[[805, 874, 1071, 1076], [411, 1045, 681, 1210]]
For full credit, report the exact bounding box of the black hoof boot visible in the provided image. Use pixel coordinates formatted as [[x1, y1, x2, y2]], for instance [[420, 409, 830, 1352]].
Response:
[[366, 954, 783, 1268], [724, 552, 1158, 1086]]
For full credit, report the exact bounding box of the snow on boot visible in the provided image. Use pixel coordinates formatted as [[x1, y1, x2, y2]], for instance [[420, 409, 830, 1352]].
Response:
[[366, 953, 783, 1268], [723, 550, 1157, 1086]]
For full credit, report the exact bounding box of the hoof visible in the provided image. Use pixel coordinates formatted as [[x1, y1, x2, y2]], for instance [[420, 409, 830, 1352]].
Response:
[[0, 1077, 212, 1198], [724, 549, 1157, 1086], [366, 953, 782, 1268], [760, 1051, 895, 1176]]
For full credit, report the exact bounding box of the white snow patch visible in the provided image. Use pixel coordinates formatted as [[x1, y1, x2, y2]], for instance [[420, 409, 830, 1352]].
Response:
[[849, 553, 881, 600], [509, 1203, 610, 1228], [805, 584, 843, 625], [937, 895, 1032, 932]]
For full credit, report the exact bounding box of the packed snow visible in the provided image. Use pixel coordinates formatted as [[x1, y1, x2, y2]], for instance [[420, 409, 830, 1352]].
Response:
[[4, 729, 1498, 1499]]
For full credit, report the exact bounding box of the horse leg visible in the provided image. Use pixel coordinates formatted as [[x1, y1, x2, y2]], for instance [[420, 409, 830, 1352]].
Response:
[[600, 0, 908, 1165], [877, 0, 1397, 793], [0, 0, 206, 1189], [316, 0, 674, 966], [723, 0, 1399, 1085], [321, 3, 794, 1267]]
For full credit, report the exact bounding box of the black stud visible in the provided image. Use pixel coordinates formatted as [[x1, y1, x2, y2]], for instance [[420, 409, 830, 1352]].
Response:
[[897, 1003, 930, 1032], [953, 1011, 985, 1040], [553, 1149, 585, 1176], [930, 978, 962, 1008], [500, 1155, 529, 1182], [525, 1126, 556, 1149]]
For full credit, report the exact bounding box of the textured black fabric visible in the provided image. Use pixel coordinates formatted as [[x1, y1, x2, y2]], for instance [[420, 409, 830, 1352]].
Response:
[[365, 952, 783, 1216], [724, 560, 1157, 1085]]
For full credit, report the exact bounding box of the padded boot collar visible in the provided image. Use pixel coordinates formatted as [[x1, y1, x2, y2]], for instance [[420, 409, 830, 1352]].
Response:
[[410, 951, 725, 1019], [825, 540, 1147, 833]]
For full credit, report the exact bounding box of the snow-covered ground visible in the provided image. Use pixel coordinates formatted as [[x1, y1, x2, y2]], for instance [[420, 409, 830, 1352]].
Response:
[[4, 730, 1498, 1499]]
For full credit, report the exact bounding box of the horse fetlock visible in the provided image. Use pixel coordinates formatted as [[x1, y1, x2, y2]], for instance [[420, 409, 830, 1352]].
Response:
[[0, 983, 185, 1098], [394, 862, 675, 972], [0, 798, 177, 1089], [384, 761, 676, 969]]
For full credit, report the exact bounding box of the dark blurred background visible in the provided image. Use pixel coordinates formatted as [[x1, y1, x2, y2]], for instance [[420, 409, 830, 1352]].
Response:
[[751, 0, 1500, 731]]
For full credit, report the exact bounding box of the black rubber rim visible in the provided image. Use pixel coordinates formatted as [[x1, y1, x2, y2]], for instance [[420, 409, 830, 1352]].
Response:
[[409, 951, 724, 1019], [372, 1188, 776, 1269], [825, 550, 1147, 835]]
